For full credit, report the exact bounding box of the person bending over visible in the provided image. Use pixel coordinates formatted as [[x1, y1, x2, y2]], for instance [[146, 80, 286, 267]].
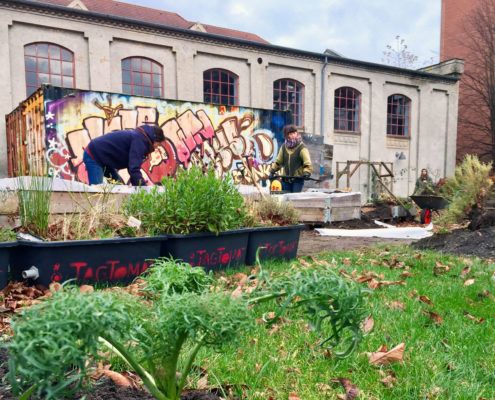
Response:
[[83, 124, 164, 186]]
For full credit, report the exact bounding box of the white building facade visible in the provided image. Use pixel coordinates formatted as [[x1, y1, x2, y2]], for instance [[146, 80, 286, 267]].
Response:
[[0, 0, 462, 199]]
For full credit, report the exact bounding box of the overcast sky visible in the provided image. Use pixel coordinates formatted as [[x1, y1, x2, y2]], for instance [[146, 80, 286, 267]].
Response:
[[121, 0, 441, 66]]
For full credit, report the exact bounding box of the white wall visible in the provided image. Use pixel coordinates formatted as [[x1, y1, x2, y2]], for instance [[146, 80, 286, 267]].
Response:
[[0, 3, 459, 200]]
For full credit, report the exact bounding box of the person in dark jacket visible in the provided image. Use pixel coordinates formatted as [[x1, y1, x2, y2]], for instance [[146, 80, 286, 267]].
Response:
[[83, 124, 165, 186], [268, 124, 313, 193]]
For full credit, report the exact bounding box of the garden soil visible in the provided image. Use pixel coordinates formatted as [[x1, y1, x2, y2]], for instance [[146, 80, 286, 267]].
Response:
[[413, 226, 495, 259], [0, 349, 224, 399]]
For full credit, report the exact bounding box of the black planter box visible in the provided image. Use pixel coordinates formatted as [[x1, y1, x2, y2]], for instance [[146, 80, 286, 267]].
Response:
[[161, 230, 249, 271], [11, 236, 163, 286], [0, 241, 17, 290], [245, 224, 305, 265]]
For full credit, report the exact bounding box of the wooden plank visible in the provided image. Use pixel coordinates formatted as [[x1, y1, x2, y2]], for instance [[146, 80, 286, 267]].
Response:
[[297, 207, 330, 223], [329, 206, 361, 222], [0, 191, 129, 215]]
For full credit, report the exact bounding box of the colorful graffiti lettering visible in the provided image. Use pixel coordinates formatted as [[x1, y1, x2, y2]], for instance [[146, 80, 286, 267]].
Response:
[[44, 90, 287, 185]]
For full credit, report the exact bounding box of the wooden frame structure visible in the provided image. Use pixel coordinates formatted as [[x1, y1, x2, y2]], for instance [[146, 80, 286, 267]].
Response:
[[336, 161, 394, 194]]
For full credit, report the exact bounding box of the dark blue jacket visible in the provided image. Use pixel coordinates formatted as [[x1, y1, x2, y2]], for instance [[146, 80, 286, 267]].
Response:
[[87, 125, 156, 186]]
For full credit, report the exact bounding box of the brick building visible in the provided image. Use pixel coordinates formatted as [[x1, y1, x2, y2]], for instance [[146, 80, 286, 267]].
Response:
[[0, 0, 463, 198], [440, 0, 493, 162]]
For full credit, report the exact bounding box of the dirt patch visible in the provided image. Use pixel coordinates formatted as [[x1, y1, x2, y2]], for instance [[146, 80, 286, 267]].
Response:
[[413, 226, 495, 259], [0, 349, 221, 400], [297, 229, 414, 256]]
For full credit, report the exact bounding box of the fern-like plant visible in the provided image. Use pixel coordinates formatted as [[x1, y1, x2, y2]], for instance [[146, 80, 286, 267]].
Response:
[[438, 154, 493, 224]]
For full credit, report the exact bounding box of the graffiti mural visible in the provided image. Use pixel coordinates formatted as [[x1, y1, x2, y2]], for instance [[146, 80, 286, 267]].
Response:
[[42, 88, 288, 185]]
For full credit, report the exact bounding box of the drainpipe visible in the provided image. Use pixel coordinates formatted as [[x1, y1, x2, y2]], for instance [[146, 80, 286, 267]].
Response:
[[320, 56, 329, 180], [415, 89, 422, 193], [367, 81, 373, 200], [22, 266, 39, 280]]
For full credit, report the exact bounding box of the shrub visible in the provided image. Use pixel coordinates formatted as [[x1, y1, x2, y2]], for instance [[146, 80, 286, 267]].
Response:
[[124, 166, 248, 235], [438, 155, 493, 224], [0, 227, 16, 242], [245, 196, 300, 226]]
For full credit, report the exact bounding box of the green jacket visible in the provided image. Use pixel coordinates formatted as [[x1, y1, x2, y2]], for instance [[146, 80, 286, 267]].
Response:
[[413, 176, 435, 195], [270, 143, 313, 177]]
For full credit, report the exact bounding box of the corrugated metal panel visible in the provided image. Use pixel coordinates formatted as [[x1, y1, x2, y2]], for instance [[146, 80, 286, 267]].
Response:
[[23, 89, 46, 176], [5, 88, 46, 176], [5, 105, 26, 176]]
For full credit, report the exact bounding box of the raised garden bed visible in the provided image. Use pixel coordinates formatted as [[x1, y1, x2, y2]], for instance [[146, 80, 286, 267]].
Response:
[[11, 236, 162, 286], [161, 230, 249, 271], [0, 241, 17, 289], [245, 224, 305, 265]]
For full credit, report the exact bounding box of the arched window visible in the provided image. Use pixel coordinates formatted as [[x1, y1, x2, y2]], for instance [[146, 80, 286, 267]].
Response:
[[387, 94, 411, 136], [122, 57, 163, 97], [24, 43, 75, 96], [273, 78, 305, 127], [203, 68, 238, 106], [334, 87, 361, 133]]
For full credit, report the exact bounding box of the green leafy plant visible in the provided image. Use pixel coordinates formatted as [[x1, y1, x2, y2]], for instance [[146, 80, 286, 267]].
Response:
[[139, 257, 213, 297], [7, 260, 368, 399], [248, 263, 369, 357], [7, 287, 133, 399], [124, 166, 248, 235], [0, 227, 16, 242], [438, 154, 493, 224], [16, 176, 53, 237], [245, 196, 300, 226], [7, 264, 249, 400]]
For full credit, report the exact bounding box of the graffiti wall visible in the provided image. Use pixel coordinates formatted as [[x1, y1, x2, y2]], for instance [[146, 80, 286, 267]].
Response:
[[42, 88, 288, 185]]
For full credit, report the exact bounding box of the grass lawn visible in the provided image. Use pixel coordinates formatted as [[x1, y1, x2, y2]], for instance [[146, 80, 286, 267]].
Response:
[[193, 246, 495, 399]]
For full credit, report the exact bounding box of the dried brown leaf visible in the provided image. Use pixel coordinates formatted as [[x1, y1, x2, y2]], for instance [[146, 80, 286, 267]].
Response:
[[400, 271, 414, 278], [464, 278, 475, 287], [419, 295, 434, 306], [369, 343, 405, 365], [331, 377, 360, 400], [362, 315, 374, 333], [49, 282, 62, 293], [425, 311, 443, 325], [460, 266, 471, 278], [388, 301, 405, 311], [79, 285, 94, 294], [288, 392, 301, 400], [380, 372, 397, 388], [231, 286, 243, 299], [196, 374, 208, 390], [99, 369, 132, 387], [463, 311, 485, 324]]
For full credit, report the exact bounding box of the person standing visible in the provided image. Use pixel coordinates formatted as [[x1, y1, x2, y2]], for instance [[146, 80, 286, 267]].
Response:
[[269, 125, 313, 193], [83, 124, 165, 186], [413, 168, 434, 195]]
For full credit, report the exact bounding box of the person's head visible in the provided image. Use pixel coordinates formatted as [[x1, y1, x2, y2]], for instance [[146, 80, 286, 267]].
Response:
[[283, 124, 299, 141], [140, 124, 165, 148], [421, 168, 428, 178]]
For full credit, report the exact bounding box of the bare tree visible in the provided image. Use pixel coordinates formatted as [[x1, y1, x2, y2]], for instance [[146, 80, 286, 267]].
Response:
[[382, 35, 419, 68], [460, 0, 495, 163]]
